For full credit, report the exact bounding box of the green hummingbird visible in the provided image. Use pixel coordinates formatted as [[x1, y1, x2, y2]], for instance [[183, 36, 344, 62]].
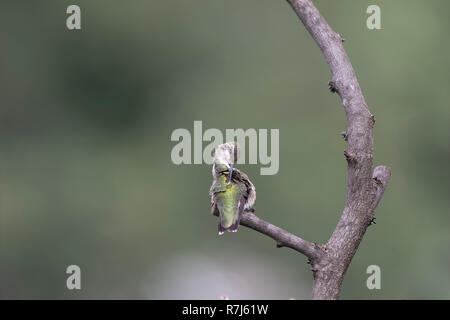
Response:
[[209, 142, 256, 235]]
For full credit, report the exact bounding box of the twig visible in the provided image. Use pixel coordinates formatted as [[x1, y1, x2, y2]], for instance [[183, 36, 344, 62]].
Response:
[[241, 211, 324, 261], [212, 210, 323, 261]]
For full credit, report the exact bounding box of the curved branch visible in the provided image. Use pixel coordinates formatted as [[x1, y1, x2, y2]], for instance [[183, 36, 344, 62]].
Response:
[[286, 0, 391, 299]]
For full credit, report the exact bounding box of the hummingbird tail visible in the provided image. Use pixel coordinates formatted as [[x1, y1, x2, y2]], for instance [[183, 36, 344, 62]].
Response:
[[218, 223, 226, 235], [218, 212, 241, 235]]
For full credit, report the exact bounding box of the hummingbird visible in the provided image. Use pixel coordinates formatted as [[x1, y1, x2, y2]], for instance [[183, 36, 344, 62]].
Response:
[[209, 142, 256, 235]]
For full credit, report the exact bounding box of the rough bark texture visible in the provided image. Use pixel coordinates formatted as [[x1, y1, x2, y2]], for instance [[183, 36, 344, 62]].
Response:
[[213, 0, 391, 299]]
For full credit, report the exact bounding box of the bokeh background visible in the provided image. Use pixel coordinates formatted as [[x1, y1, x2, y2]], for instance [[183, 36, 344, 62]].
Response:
[[1, 0, 449, 299]]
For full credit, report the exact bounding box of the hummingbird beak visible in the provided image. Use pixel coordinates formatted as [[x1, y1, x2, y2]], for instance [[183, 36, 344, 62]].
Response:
[[226, 161, 234, 183]]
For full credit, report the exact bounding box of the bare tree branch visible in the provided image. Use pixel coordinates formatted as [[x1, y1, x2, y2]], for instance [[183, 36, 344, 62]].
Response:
[[285, 0, 391, 299], [213, 210, 324, 261], [240, 211, 324, 261], [212, 0, 391, 299], [372, 165, 392, 210]]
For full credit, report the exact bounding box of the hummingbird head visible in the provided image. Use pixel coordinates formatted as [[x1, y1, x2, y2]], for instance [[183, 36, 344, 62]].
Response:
[[214, 142, 239, 168], [213, 142, 239, 183]]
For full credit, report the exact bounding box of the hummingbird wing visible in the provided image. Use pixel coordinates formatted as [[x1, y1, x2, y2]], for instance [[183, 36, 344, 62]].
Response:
[[232, 169, 256, 210]]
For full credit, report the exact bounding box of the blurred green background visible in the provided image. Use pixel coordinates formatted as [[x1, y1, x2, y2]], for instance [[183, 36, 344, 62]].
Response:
[[1, 0, 449, 299]]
